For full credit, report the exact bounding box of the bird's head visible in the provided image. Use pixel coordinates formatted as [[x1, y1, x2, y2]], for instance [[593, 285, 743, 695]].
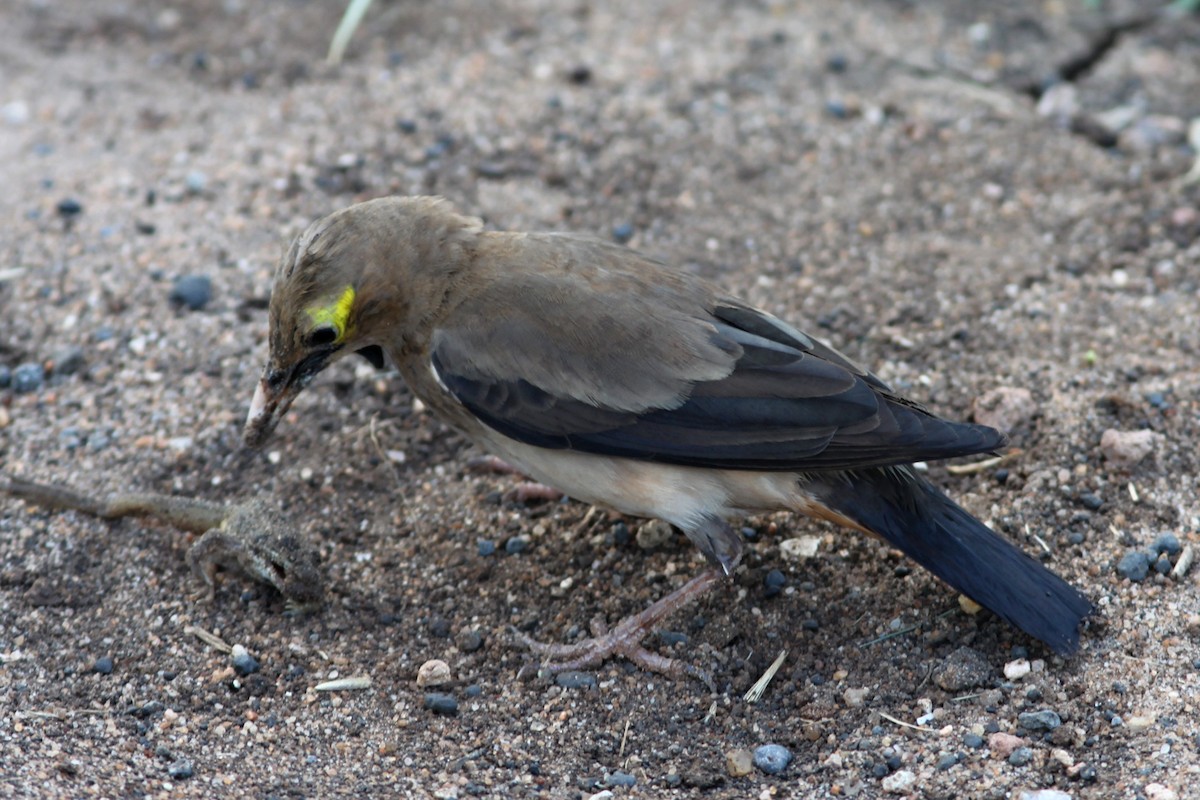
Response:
[[243, 196, 481, 447]]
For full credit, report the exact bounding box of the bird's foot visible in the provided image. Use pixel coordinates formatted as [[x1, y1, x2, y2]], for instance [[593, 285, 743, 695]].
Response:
[[464, 455, 524, 475], [514, 569, 723, 689], [465, 456, 563, 503]]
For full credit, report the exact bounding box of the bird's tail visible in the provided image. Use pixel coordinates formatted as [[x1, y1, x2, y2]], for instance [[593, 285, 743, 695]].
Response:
[[809, 468, 1093, 655]]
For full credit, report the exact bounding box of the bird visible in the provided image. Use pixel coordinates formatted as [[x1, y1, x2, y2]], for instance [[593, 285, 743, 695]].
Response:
[[244, 195, 1092, 679]]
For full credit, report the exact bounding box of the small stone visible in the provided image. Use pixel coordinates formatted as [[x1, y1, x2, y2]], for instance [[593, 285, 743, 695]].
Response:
[[1004, 658, 1031, 680], [416, 659, 452, 688], [1018, 710, 1062, 731], [1152, 533, 1182, 556], [49, 346, 86, 376], [933, 646, 993, 692], [971, 387, 1036, 434], [963, 733, 984, 749], [555, 671, 596, 690], [843, 687, 869, 708], [881, 769, 916, 793], [1126, 715, 1155, 732], [423, 692, 458, 716], [476, 539, 496, 557], [1117, 551, 1151, 582], [936, 753, 958, 770], [56, 198, 83, 218], [169, 274, 213, 311], [1078, 492, 1103, 511], [230, 644, 259, 676], [1017, 791, 1072, 800], [567, 64, 592, 84], [611, 222, 634, 243], [988, 732, 1026, 759], [12, 363, 45, 393], [635, 519, 673, 550], [1008, 747, 1034, 767], [780, 535, 821, 561], [0, 365, 10, 388], [1154, 554, 1172, 575], [1144, 783, 1179, 800], [1100, 428, 1159, 466], [504, 536, 528, 555], [184, 171, 208, 194], [1050, 748, 1074, 768], [92, 656, 114, 675], [763, 569, 786, 597], [167, 760, 194, 780], [752, 744, 792, 775], [457, 629, 484, 652], [603, 771, 635, 788], [725, 748, 753, 777]]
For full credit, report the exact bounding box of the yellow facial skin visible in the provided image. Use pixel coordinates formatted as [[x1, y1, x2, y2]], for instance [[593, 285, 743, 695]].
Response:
[[305, 285, 356, 342]]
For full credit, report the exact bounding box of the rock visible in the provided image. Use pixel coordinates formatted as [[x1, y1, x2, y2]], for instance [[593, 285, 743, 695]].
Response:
[[1004, 658, 1031, 680], [1126, 715, 1155, 732], [603, 771, 635, 788], [12, 362, 45, 394], [555, 671, 596, 690], [780, 535, 821, 561], [635, 519, 673, 551], [1152, 534, 1182, 556], [611, 222, 634, 243], [230, 645, 260, 676], [423, 692, 458, 716], [1008, 747, 1034, 766], [881, 769, 916, 794], [988, 732, 1026, 759], [971, 387, 1036, 434], [92, 656, 114, 675], [753, 744, 792, 775], [725, 749, 753, 777], [167, 759, 194, 780], [416, 659, 452, 688], [1100, 429, 1159, 467], [1144, 783, 1179, 800], [457, 629, 484, 653], [169, 274, 213, 311], [1018, 710, 1062, 731], [843, 687, 869, 707], [1017, 791, 1072, 800], [1117, 551, 1151, 582], [49, 346, 86, 376], [963, 733, 985, 749], [763, 569, 786, 597], [933, 646, 993, 692]]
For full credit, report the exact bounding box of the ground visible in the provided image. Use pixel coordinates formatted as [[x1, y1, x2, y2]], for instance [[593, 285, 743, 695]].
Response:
[[2, 1, 1199, 798]]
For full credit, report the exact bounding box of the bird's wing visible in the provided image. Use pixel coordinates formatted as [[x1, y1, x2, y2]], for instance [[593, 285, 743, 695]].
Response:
[[431, 245, 1003, 471]]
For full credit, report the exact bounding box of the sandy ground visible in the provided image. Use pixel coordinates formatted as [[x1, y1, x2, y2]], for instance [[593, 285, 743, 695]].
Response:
[[2, 1, 1200, 798]]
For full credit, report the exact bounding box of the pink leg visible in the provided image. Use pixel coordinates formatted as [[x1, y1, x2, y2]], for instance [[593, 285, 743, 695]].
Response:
[[515, 569, 724, 689], [464, 456, 564, 504]]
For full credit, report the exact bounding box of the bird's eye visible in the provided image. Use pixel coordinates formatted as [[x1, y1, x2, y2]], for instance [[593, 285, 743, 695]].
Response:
[[305, 324, 339, 348]]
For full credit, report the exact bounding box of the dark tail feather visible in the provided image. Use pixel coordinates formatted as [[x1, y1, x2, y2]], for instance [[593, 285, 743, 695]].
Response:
[[812, 469, 1093, 655]]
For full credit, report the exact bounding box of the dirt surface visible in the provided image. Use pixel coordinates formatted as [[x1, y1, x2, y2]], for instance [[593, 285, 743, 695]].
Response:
[[2, 1, 1200, 798]]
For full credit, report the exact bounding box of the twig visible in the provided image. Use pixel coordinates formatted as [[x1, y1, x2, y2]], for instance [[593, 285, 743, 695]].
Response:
[[185, 625, 232, 654], [743, 650, 788, 704], [879, 711, 934, 733], [945, 450, 1022, 476]]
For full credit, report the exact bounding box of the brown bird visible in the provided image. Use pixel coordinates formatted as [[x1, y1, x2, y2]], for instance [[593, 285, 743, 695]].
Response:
[[244, 196, 1091, 678]]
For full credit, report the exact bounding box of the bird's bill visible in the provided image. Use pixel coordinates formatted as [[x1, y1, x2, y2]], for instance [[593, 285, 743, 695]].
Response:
[[243, 374, 303, 448]]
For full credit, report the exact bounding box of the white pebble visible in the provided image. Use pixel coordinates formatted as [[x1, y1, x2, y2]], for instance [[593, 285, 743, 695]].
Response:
[[882, 769, 916, 794], [780, 535, 821, 561], [1004, 658, 1031, 680]]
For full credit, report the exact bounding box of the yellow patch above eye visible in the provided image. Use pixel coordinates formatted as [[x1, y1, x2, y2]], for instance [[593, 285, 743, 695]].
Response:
[[305, 284, 356, 341]]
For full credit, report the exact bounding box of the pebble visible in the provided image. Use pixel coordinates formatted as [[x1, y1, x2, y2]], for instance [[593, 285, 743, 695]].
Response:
[[963, 733, 985, 749], [1008, 747, 1034, 767], [476, 539, 496, 557], [1144, 783, 1179, 800], [933, 646, 993, 692], [184, 171, 208, 194], [1017, 791, 1072, 800], [230, 645, 260, 676], [457, 629, 484, 652], [504, 536, 528, 555], [0, 365, 9, 388], [167, 760, 194, 780], [780, 535, 821, 561], [988, 732, 1026, 759], [763, 568, 786, 597], [603, 771, 635, 788], [971, 387, 1036, 434], [752, 744, 792, 775], [50, 346, 86, 376], [635, 519, 673, 550], [842, 687, 869, 708], [423, 692, 458, 716], [936, 753, 959, 770], [12, 362, 45, 393], [1152, 534, 1182, 556], [1100, 429, 1159, 466], [1077, 492, 1103, 511], [725, 748, 753, 777], [881, 769, 916, 793], [92, 656, 114, 675], [56, 198, 83, 218], [416, 659, 452, 688], [169, 274, 213, 311], [555, 671, 596, 689], [1004, 658, 1031, 680], [1154, 554, 1172, 575], [611, 222, 634, 243], [1126, 715, 1155, 732], [1018, 710, 1062, 731], [1117, 551, 1151, 582]]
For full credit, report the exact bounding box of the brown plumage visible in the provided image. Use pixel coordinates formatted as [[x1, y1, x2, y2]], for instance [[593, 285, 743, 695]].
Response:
[[245, 196, 1091, 678]]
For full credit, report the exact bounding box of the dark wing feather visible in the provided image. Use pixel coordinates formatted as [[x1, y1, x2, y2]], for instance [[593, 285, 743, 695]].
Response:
[[432, 242, 1004, 471]]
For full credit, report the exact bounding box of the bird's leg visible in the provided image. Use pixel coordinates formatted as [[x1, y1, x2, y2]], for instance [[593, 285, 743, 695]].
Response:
[[515, 567, 725, 688], [464, 455, 565, 504]]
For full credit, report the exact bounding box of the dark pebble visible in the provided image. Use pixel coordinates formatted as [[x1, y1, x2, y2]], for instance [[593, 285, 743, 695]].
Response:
[[167, 760, 194, 780], [1079, 764, 1098, 780], [555, 671, 596, 689], [994, 468, 1009, 484], [396, 118, 418, 134], [801, 618, 819, 631], [612, 222, 634, 243], [50, 346, 86, 376], [611, 522, 631, 546], [477, 539, 496, 557], [1018, 710, 1061, 731], [1154, 554, 1172, 575], [604, 771, 636, 788], [885, 755, 903, 771], [458, 629, 484, 653], [871, 763, 889, 778], [568, 65, 592, 84], [741, 526, 757, 539], [936, 753, 958, 770], [475, 161, 508, 179], [464, 684, 482, 697], [231, 650, 260, 676], [429, 618, 451, 638], [1152, 533, 1182, 556], [665, 773, 682, 787], [1008, 747, 1034, 767], [169, 275, 213, 311], [1068, 531, 1086, 545], [893, 565, 911, 577], [753, 744, 792, 775], [135, 220, 157, 235], [93, 656, 114, 675], [963, 733, 984, 749], [1025, 687, 1043, 702], [504, 536, 529, 555], [657, 630, 688, 647], [1011, 645, 1029, 659], [826, 53, 848, 73], [1078, 492, 1103, 511], [423, 692, 459, 716], [12, 363, 45, 393], [0, 365, 9, 388], [1117, 551, 1151, 582], [1145, 391, 1168, 409], [93, 326, 116, 343], [763, 569, 786, 597], [810, 673, 825, 686], [56, 198, 83, 217], [825, 98, 848, 118]]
